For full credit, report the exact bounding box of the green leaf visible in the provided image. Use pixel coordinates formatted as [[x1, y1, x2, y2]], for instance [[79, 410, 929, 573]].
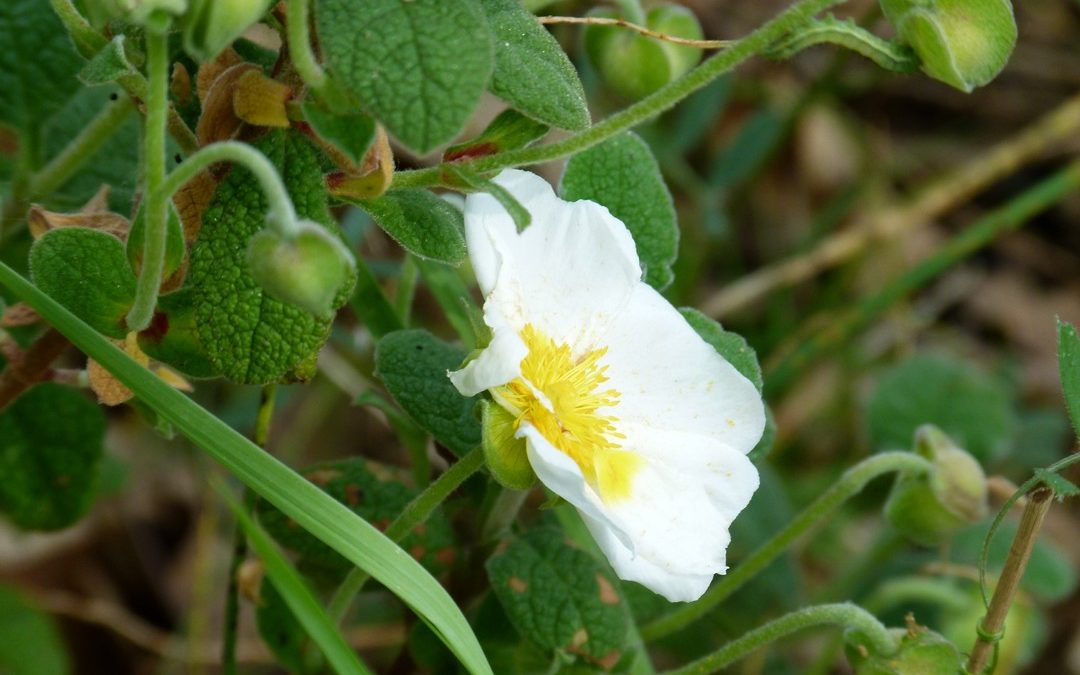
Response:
[[1034, 468, 1080, 502], [1057, 319, 1080, 441], [189, 130, 347, 384], [445, 164, 531, 230], [0, 261, 494, 675], [414, 258, 481, 348], [560, 132, 678, 290], [479, 0, 589, 131], [301, 101, 376, 170], [0, 383, 105, 531], [29, 228, 136, 339], [315, 0, 494, 153], [0, 0, 83, 137], [678, 307, 763, 391], [444, 109, 549, 162], [127, 202, 185, 281], [0, 585, 71, 675], [136, 288, 219, 379], [349, 258, 405, 340], [375, 329, 481, 456], [351, 190, 466, 264], [256, 457, 455, 575], [487, 527, 631, 667], [866, 354, 1017, 461], [79, 35, 138, 86], [255, 582, 306, 673], [220, 483, 372, 675]]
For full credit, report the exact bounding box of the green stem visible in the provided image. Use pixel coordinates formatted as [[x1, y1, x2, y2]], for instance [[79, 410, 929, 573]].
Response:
[[641, 451, 932, 641], [389, 0, 845, 191], [481, 487, 529, 543], [327, 446, 485, 624], [395, 254, 419, 325], [766, 157, 1080, 396], [662, 603, 897, 675], [32, 94, 135, 197], [155, 141, 299, 235], [285, 0, 349, 110], [126, 29, 170, 332]]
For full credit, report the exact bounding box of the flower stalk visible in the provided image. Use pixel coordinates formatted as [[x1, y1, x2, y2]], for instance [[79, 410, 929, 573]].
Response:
[[662, 603, 897, 675], [641, 451, 933, 641]]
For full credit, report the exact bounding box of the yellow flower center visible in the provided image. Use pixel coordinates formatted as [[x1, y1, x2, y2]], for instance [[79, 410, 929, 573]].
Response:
[[496, 324, 641, 502]]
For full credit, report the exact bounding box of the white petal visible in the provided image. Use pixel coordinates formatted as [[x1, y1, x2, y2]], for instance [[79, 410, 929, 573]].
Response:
[[448, 309, 526, 396], [599, 284, 766, 455]]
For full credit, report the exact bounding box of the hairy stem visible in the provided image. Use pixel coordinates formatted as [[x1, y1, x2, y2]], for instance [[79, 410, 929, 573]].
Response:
[[967, 488, 1054, 674], [156, 141, 299, 236], [663, 603, 896, 675], [642, 451, 932, 641], [286, 0, 349, 110], [126, 30, 171, 331], [389, 0, 845, 190], [327, 446, 485, 624]]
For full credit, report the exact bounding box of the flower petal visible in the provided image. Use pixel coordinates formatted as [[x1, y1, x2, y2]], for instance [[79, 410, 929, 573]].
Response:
[[599, 284, 766, 455], [448, 307, 527, 396]]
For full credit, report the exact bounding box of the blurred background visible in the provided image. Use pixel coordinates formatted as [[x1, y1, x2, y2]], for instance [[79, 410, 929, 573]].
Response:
[[2, 0, 1080, 673]]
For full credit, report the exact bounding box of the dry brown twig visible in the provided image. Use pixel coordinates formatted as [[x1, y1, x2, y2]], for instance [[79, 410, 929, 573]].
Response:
[[538, 15, 733, 49], [702, 91, 1080, 318]]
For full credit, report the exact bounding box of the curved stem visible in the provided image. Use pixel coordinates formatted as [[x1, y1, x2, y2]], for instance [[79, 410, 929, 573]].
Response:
[[126, 30, 170, 331], [31, 94, 135, 197], [389, 0, 845, 191], [327, 446, 485, 624], [662, 603, 897, 675], [641, 451, 933, 641], [286, 0, 351, 111], [156, 141, 299, 235]]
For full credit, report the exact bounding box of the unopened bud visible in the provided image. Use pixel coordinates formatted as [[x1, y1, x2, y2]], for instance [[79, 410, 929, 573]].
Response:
[[246, 221, 355, 319], [880, 0, 1017, 92], [846, 622, 962, 674], [885, 425, 989, 546], [183, 0, 274, 62]]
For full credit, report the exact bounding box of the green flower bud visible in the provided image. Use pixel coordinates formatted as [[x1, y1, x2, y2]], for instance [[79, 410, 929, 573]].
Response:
[[182, 0, 274, 62], [885, 425, 989, 546], [880, 0, 1017, 92], [584, 4, 704, 101], [480, 399, 536, 490], [82, 0, 187, 29], [846, 623, 962, 674], [246, 221, 355, 319]]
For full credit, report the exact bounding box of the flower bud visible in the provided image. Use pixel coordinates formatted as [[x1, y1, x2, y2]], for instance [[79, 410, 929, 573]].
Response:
[[880, 0, 1017, 92], [82, 0, 187, 29], [246, 221, 355, 319], [846, 622, 962, 674], [183, 0, 275, 62], [480, 399, 535, 490], [584, 4, 703, 101], [885, 425, 989, 546]]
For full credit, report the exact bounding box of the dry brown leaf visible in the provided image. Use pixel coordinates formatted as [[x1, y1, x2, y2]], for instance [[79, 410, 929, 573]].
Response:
[[196, 47, 243, 103], [232, 70, 291, 128], [171, 62, 192, 107], [0, 302, 40, 328], [196, 62, 259, 146], [172, 170, 218, 243], [79, 185, 112, 214], [27, 204, 130, 240], [87, 335, 193, 406], [326, 127, 395, 200]]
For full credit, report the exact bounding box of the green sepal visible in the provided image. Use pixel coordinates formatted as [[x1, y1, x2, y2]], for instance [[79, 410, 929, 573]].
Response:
[[300, 102, 377, 171], [846, 625, 962, 675], [481, 399, 535, 490], [183, 0, 275, 61], [444, 109, 549, 163]]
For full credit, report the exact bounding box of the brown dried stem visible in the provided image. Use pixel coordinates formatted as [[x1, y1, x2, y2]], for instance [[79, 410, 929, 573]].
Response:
[[0, 329, 71, 412], [538, 15, 733, 49]]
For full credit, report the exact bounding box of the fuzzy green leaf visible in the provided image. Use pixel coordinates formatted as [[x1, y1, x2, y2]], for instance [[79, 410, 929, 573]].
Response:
[[315, 0, 494, 153], [1057, 319, 1080, 441], [79, 35, 138, 86], [867, 354, 1017, 461], [560, 132, 678, 289], [189, 130, 350, 384], [1035, 468, 1080, 502], [0, 0, 83, 136], [445, 164, 531, 230], [0, 383, 105, 531], [136, 288, 219, 379], [351, 190, 466, 263], [256, 457, 455, 576], [679, 307, 763, 391], [29, 228, 136, 339], [0, 585, 71, 675], [301, 101, 376, 169], [375, 329, 481, 456], [487, 527, 631, 665], [480, 0, 589, 131]]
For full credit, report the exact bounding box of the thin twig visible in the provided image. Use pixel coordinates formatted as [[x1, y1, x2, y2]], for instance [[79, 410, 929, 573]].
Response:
[[966, 488, 1053, 674], [702, 91, 1080, 317], [0, 329, 71, 412], [538, 15, 733, 49]]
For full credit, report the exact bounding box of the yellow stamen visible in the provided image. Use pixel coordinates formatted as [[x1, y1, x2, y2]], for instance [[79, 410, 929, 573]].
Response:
[[496, 324, 641, 501]]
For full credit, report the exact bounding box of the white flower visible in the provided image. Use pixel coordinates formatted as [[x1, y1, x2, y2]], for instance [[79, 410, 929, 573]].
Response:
[[449, 169, 765, 602]]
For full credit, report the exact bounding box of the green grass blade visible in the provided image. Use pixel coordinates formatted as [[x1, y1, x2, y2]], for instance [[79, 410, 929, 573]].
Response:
[[0, 261, 493, 675], [215, 480, 372, 675]]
